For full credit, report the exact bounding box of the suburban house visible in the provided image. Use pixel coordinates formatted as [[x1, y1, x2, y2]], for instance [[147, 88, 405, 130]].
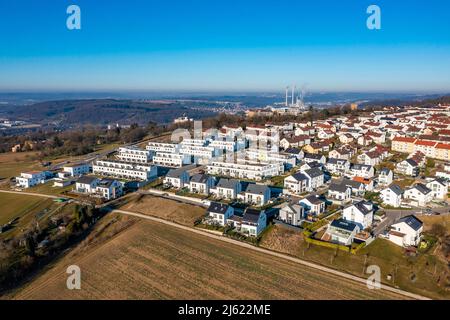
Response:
[[16, 171, 47, 189], [323, 219, 360, 246], [95, 179, 123, 200], [163, 169, 190, 189], [342, 178, 366, 196], [329, 147, 354, 160], [211, 178, 242, 200], [326, 158, 350, 176], [187, 174, 216, 195], [299, 195, 326, 216], [328, 183, 352, 204], [380, 184, 404, 208], [284, 172, 309, 195], [62, 163, 92, 177], [342, 200, 374, 229], [349, 164, 375, 179], [388, 215, 423, 247], [302, 168, 325, 191], [352, 176, 374, 192], [280, 135, 311, 149], [303, 153, 326, 164], [244, 184, 271, 206], [378, 168, 394, 186], [206, 202, 234, 226], [75, 176, 100, 194], [395, 159, 419, 177], [277, 202, 304, 226], [228, 208, 267, 237], [426, 178, 448, 200], [403, 183, 433, 206], [284, 147, 304, 161], [357, 151, 381, 166]]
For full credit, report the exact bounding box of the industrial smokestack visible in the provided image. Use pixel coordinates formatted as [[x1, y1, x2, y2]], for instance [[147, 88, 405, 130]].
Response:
[[292, 85, 295, 105], [285, 86, 289, 107]]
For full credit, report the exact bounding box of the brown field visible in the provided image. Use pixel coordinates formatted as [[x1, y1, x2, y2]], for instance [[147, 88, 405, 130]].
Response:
[[11, 217, 406, 300], [420, 215, 450, 233], [0, 151, 41, 180], [121, 194, 205, 226]]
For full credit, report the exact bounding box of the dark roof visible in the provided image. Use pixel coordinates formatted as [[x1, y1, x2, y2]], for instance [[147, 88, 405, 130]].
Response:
[[396, 215, 423, 231], [216, 178, 240, 189], [305, 153, 324, 160], [330, 219, 358, 232], [97, 178, 116, 188], [207, 202, 229, 214], [329, 183, 349, 193], [351, 164, 372, 171], [303, 195, 324, 205], [284, 147, 302, 155], [388, 184, 404, 195], [291, 172, 308, 182], [167, 168, 187, 178], [304, 168, 324, 178], [242, 208, 264, 224], [327, 158, 348, 165], [76, 176, 98, 184], [190, 174, 210, 183], [245, 184, 270, 195], [405, 159, 418, 167], [380, 168, 392, 175], [348, 200, 373, 216], [414, 183, 432, 195]]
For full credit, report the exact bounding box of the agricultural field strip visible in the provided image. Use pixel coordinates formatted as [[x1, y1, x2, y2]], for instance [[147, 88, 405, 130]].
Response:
[[113, 209, 431, 301], [0, 189, 60, 199]]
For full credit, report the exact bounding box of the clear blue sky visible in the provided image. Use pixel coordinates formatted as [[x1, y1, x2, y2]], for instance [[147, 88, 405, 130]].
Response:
[[0, 0, 449, 92]]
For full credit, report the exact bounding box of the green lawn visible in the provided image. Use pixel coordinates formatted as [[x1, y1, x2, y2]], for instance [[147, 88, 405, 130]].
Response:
[[27, 181, 74, 196], [0, 193, 59, 239]]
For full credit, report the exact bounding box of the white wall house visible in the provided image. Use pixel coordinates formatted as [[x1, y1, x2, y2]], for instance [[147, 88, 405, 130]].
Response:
[[277, 203, 304, 226], [403, 184, 433, 206], [299, 195, 326, 216], [206, 202, 234, 226], [378, 168, 393, 186], [328, 183, 352, 203], [426, 178, 448, 200], [207, 160, 282, 181], [326, 158, 350, 176], [187, 174, 215, 195], [146, 142, 180, 153], [179, 145, 217, 164], [302, 168, 325, 190], [395, 159, 419, 177], [244, 184, 271, 206], [163, 169, 190, 189], [75, 176, 99, 194], [325, 219, 360, 246], [153, 152, 191, 168], [229, 208, 267, 237], [342, 201, 374, 229], [117, 146, 153, 163], [95, 179, 123, 200], [16, 171, 47, 188], [284, 172, 309, 195], [349, 164, 375, 179], [93, 160, 157, 181], [211, 178, 242, 199], [62, 163, 92, 177], [388, 215, 423, 247], [380, 184, 403, 208]]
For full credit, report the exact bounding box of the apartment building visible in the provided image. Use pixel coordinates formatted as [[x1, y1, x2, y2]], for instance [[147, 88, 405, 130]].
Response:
[[179, 144, 218, 164], [207, 159, 282, 181], [146, 142, 180, 153], [93, 160, 157, 181], [152, 151, 191, 167], [62, 163, 92, 177], [117, 146, 153, 163], [16, 171, 47, 188]]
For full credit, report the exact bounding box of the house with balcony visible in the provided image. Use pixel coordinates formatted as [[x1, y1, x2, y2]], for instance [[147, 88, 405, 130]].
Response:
[[342, 200, 374, 230], [244, 184, 271, 206], [187, 174, 216, 195], [387, 215, 423, 247]]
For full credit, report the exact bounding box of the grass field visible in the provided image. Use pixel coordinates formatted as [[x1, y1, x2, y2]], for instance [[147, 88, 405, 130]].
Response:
[[27, 181, 73, 196], [0, 152, 41, 180], [0, 193, 57, 239], [121, 194, 206, 226], [260, 225, 450, 299], [11, 217, 406, 300]]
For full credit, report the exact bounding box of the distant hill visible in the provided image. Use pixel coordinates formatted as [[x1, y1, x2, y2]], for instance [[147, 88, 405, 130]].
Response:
[[1, 99, 217, 125], [360, 95, 450, 108]]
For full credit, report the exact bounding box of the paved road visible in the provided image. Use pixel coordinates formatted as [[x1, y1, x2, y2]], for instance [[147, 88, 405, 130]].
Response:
[[113, 208, 430, 300], [0, 189, 61, 199]]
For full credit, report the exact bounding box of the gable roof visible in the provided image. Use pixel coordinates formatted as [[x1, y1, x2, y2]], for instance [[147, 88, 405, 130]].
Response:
[[302, 195, 324, 205], [304, 168, 324, 178], [207, 202, 230, 214], [329, 183, 349, 193], [290, 172, 309, 182], [388, 184, 403, 195], [190, 174, 211, 184], [245, 184, 270, 195], [413, 183, 432, 195], [167, 168, 188, 178], [76, 176, 98, 185], [395, 215, 423, 231], [216, 178, 240, 189], [330, 219, 358, 232]]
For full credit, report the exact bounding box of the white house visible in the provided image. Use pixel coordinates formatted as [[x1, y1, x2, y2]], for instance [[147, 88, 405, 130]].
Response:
[[395, 159, 419, 177], [342, 200, 374, 229], [75, 176, 100, 194], [426, 178, 448, 200], [277, 203, 304, 226], [16, 171, 47, 188], [284, 172, 309, 195], [62, 163, 92, 177], [207, 159, 283, 181], [302, 168, 325, 191], [299, 195, 326, 216], [206, 202, 234, 226], [244, 184, 271, 206], [403, 183, 433, 206], [228, 208, 267, 237], [349, 164, 375, 179], [357, 151, 381, 166], [153, 152, 191, 168], [380, 184, 403, 208], [93, 160, 157, 181], [378, 168, 393, 186], [163, 169, 190, 189], [117, 146, 153, 163], [304, 153, 326, 164], [211, 178, 242, 200], [328, 183, 352, 203], [325, 158, 350, 176], [146, 142, 180, 153], [388, 215, 423, 247], [188, 174, 215, 195], [95, 179, 123, 200], [324, 219, 360, 246]]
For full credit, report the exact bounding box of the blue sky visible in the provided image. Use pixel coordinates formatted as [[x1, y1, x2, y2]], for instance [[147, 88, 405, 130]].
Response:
[[0, 0, 449, 92]]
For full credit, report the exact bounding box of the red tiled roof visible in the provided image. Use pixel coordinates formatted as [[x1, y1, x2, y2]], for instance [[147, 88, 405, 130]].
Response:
[[436, 143, 450, 150], [414, 140, 437, 147], [392, 136, 416, 143]]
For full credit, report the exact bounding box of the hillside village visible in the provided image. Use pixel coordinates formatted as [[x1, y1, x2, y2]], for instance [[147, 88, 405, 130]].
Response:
[[11, 103, 450, 253]]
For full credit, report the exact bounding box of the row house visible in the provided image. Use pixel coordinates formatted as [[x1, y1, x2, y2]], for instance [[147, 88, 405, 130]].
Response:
[[207, 160, 283, 181], [16, 171, 47, 189], [153, 151, 191, 168], [280, 135, 311, 149], [146, 142, 180, 153], [93, 160, 157, 181], [117, 146, 153, 163], [163, 169, 190, 189]]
